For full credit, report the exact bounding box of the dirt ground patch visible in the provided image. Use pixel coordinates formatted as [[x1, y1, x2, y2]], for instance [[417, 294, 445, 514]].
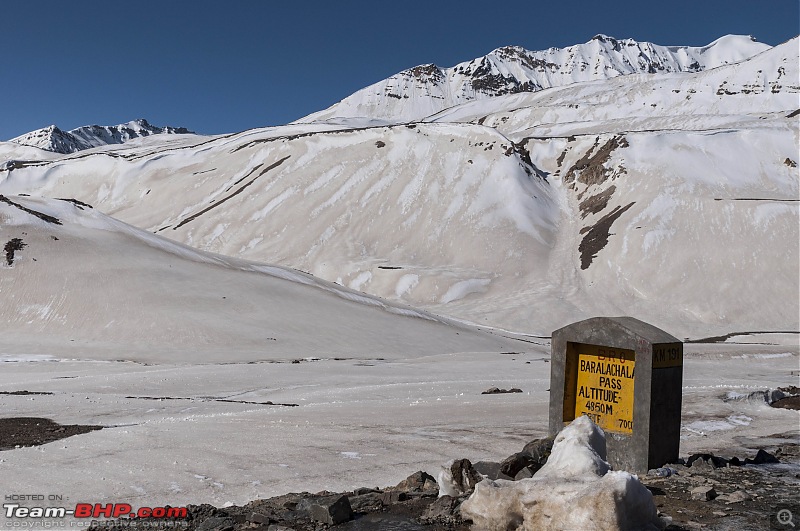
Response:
[[0, 417, 103, 451]]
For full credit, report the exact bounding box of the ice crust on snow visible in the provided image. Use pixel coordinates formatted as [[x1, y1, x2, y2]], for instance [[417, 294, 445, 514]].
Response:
[[460, 416, 663, 530]]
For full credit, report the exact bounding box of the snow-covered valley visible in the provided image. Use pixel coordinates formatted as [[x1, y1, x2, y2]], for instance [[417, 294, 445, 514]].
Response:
[[1, 338, 797, 510], [0, 32, 797, 526]]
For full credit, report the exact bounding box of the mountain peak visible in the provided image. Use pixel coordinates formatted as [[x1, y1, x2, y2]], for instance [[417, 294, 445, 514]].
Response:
[[297, 34, 771, 124], [400, 63, 444, 83], [9, 119, 195, 154]]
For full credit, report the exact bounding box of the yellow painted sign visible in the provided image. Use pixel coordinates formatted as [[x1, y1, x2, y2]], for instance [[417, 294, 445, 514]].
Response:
[[574, 344, 635, 434]]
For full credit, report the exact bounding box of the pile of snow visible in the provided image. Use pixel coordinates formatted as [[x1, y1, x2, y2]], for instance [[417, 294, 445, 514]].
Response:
[[460, 416, 663, 531]]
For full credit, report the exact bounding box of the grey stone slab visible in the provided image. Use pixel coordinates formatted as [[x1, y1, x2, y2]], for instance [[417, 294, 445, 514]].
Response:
[[549, 316, 683, 473]]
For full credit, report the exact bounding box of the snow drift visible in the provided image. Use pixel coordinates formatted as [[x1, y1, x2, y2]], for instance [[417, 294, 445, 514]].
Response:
[[0, 195, 519, 363], [460, 416, 663, 531]]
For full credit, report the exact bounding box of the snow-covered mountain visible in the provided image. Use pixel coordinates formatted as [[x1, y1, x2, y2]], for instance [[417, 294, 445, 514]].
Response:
[[0, 36, 797, 340], [9, 119, 194, 154], [2, 32, 797, 519], [299, 34, 770, 124]]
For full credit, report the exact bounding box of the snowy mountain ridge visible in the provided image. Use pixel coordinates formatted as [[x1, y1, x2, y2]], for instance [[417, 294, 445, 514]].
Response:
[[298, 34, 771, 124], [0, 35, 796, 339], [9, 118, 194, 154]]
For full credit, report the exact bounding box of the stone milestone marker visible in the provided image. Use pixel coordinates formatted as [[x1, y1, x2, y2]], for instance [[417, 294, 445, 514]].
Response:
[[548, 317, 683, 473]]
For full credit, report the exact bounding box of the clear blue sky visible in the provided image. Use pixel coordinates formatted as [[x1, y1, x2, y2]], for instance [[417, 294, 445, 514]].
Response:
[[2, 0, 797, 140]]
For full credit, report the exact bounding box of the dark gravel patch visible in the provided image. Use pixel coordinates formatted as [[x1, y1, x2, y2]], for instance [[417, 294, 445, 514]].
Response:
[[0, 417, 103, 451]]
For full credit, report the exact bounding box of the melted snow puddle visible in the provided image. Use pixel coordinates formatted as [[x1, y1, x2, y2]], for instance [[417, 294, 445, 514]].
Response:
[[731, 352, 795, 359], [340, 452, 376, 460], [681, 415, 753, 437], [746, 463, 800, 486], [342, 514, 425, 531]]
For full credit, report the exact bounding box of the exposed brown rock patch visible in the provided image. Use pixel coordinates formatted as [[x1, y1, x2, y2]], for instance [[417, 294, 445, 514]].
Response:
[[579, 202, 635, 269], [0, 195, 62, 225], [4, 238, 26, 266], [174, 156, 290, 230], [405, 64, 444, 83], [579, 185, 616, 219], [771, 396, 800, 410], [564, 136, 628, 188]]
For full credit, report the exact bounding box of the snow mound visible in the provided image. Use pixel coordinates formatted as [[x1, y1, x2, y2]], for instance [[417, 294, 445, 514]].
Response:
[[460, 416, 663, 531]]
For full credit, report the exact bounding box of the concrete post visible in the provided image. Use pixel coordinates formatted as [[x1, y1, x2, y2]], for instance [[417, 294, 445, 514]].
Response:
[[549, 316, 683, 473]]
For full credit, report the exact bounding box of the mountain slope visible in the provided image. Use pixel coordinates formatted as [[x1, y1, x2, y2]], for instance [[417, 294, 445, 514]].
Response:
[[298, 34, 770, 124], [0, 195, 519, 363], [9, 119, 194, 154], [0, 122, 560, 332]]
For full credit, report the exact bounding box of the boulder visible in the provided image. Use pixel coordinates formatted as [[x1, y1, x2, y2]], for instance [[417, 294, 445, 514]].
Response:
[[392, 470, 438, 494], [349, 492, 384, 513], [687, 453, 730, 470], [421, 495, 461, 524], [497, 436, 554, 479], [521, 436, 555, 463], [473, 460, 513, 481], [380, 491, 408, 505], [690, 486, 718, 501], [308, 495, 353, 526], [514, 467, 535, 480], [499, 452, 537, 478], [196, 517, 235, 531], [482, 387, 523, 394], [437, 458, 483, 497], [745, 449, 779, 464], [248, 512, 273, 524]]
